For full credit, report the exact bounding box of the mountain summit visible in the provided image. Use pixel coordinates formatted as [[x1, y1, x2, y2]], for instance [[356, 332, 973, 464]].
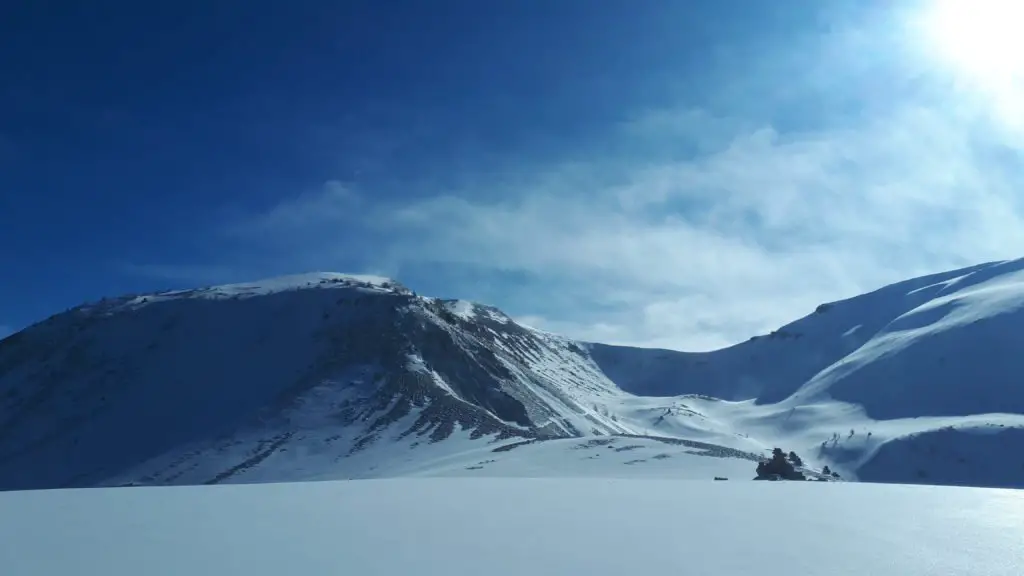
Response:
[[3, 263, 1024, 491], [0, 272, 635, 490]]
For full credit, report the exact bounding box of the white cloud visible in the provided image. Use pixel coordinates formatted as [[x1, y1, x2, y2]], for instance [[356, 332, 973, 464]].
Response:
[[164, 10, 1024, 352], [396, 112, 1020, 345], [216, 99, 1024, 351], [225, 180, 360, 239], [209, 99, 1024, 350]]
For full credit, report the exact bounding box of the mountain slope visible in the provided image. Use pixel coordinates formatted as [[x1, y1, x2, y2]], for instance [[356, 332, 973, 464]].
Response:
[[0, 273, 641, 490], [792, 259, 1024, 418], [589, 258, 1024, 486], [588, 260, 1002, 404], [4, 261, 1024, 490]]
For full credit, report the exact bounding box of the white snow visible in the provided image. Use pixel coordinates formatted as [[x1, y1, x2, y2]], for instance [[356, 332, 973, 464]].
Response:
[[394, 436, 759, 480], [196, 272, 402, 297], [224, 272, 397, 291], [127, 273, 404, 306], [444, 299, 478, 320], [2, 479, 1022, 576], [586, 258, 1024, 486]]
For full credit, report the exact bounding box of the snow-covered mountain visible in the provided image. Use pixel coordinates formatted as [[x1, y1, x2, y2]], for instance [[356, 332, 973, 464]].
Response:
[[591, 259, 1024, 486], [3, 261, 1024, 491], [0, 273, 641, 490]]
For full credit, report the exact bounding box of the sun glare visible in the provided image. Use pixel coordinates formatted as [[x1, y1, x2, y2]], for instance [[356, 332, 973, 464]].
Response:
[[916, 0, 1024, 135], [920, 0, 1024, 82]]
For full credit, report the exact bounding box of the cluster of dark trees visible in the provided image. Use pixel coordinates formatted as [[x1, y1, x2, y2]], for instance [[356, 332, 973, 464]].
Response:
[[755, 448, 806, 480], [754, 448, 841, 481]]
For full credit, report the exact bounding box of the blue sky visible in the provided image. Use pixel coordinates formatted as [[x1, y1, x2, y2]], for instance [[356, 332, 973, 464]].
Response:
[[3, 0, 1023, 349]]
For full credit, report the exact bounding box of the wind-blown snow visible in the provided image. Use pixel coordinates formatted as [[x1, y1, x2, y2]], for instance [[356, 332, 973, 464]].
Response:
[[444, 299, 477, 320], [2, 479, 1022, 576]]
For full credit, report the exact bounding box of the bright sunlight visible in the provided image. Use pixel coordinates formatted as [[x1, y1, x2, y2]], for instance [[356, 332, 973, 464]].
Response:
[[916, 0, 1024, 135], [919, 0, 1024, 82]]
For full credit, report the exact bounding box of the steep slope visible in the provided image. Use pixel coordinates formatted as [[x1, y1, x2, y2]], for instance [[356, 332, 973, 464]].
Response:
[[589, 260, 1002, 403], [792, 259, 1024, 418], [0, 273, 640, 490]]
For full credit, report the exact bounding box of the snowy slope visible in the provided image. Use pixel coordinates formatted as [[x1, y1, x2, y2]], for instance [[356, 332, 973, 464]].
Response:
[[3, 479, 1023, 576], [589, 259, 1024, 487], [5, 260, 1024, 490], [0, 273, 652, 490], [588, 260, 1003, 403], [792, 259, 1024, 418]]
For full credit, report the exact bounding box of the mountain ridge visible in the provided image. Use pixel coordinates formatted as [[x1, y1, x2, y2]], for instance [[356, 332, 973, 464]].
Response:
[[3, 263, 1024, 490]]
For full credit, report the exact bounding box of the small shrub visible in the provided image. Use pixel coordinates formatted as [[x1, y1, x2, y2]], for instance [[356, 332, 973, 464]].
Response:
[[788, 451, 803, 467]]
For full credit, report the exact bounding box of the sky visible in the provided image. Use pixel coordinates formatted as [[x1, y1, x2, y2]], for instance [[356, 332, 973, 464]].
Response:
[[2, 0, 1024, 350]]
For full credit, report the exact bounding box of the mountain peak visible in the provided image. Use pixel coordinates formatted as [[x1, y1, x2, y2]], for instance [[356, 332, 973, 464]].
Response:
[[183, 272, 410, 298]]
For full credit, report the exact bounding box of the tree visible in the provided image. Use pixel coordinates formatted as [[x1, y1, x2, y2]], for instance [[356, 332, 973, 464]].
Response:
[[754, 448, 806, 481], [787, 451, 803, 467], [822, 465, 831, 476]]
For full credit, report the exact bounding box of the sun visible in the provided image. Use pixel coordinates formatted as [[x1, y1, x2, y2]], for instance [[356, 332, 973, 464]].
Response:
[[919, 0, 1024, 83], [915, 0, 1024, 134]]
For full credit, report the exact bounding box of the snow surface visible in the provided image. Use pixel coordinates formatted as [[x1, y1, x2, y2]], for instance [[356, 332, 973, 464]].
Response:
[[2, 479, 1022, 576], [213, 272, 397, 292], [317, 435, 761, 481], [123, 272, 407, 307]]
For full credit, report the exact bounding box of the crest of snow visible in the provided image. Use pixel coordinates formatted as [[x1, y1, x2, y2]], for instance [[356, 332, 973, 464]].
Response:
[[906, 271, 975, 296], [106, 273, 408, 311], [210, 272, 401, 296], [479, 306, 511, 324], [444, 300, 478, 321]]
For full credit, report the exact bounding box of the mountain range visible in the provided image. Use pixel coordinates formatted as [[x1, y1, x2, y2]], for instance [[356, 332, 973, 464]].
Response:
[[3, 260, 1024, 491]]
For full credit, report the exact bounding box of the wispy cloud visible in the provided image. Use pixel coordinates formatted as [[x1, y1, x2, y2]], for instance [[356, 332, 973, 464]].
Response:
[[208, 100, 1024, 350], [131, 9, 1024, 351], [224, 180, 361, 240]]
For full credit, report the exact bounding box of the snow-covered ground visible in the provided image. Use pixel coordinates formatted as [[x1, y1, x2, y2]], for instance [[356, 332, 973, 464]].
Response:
[[323, 434, 762, 481], [2, 479, 1022, 576]]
